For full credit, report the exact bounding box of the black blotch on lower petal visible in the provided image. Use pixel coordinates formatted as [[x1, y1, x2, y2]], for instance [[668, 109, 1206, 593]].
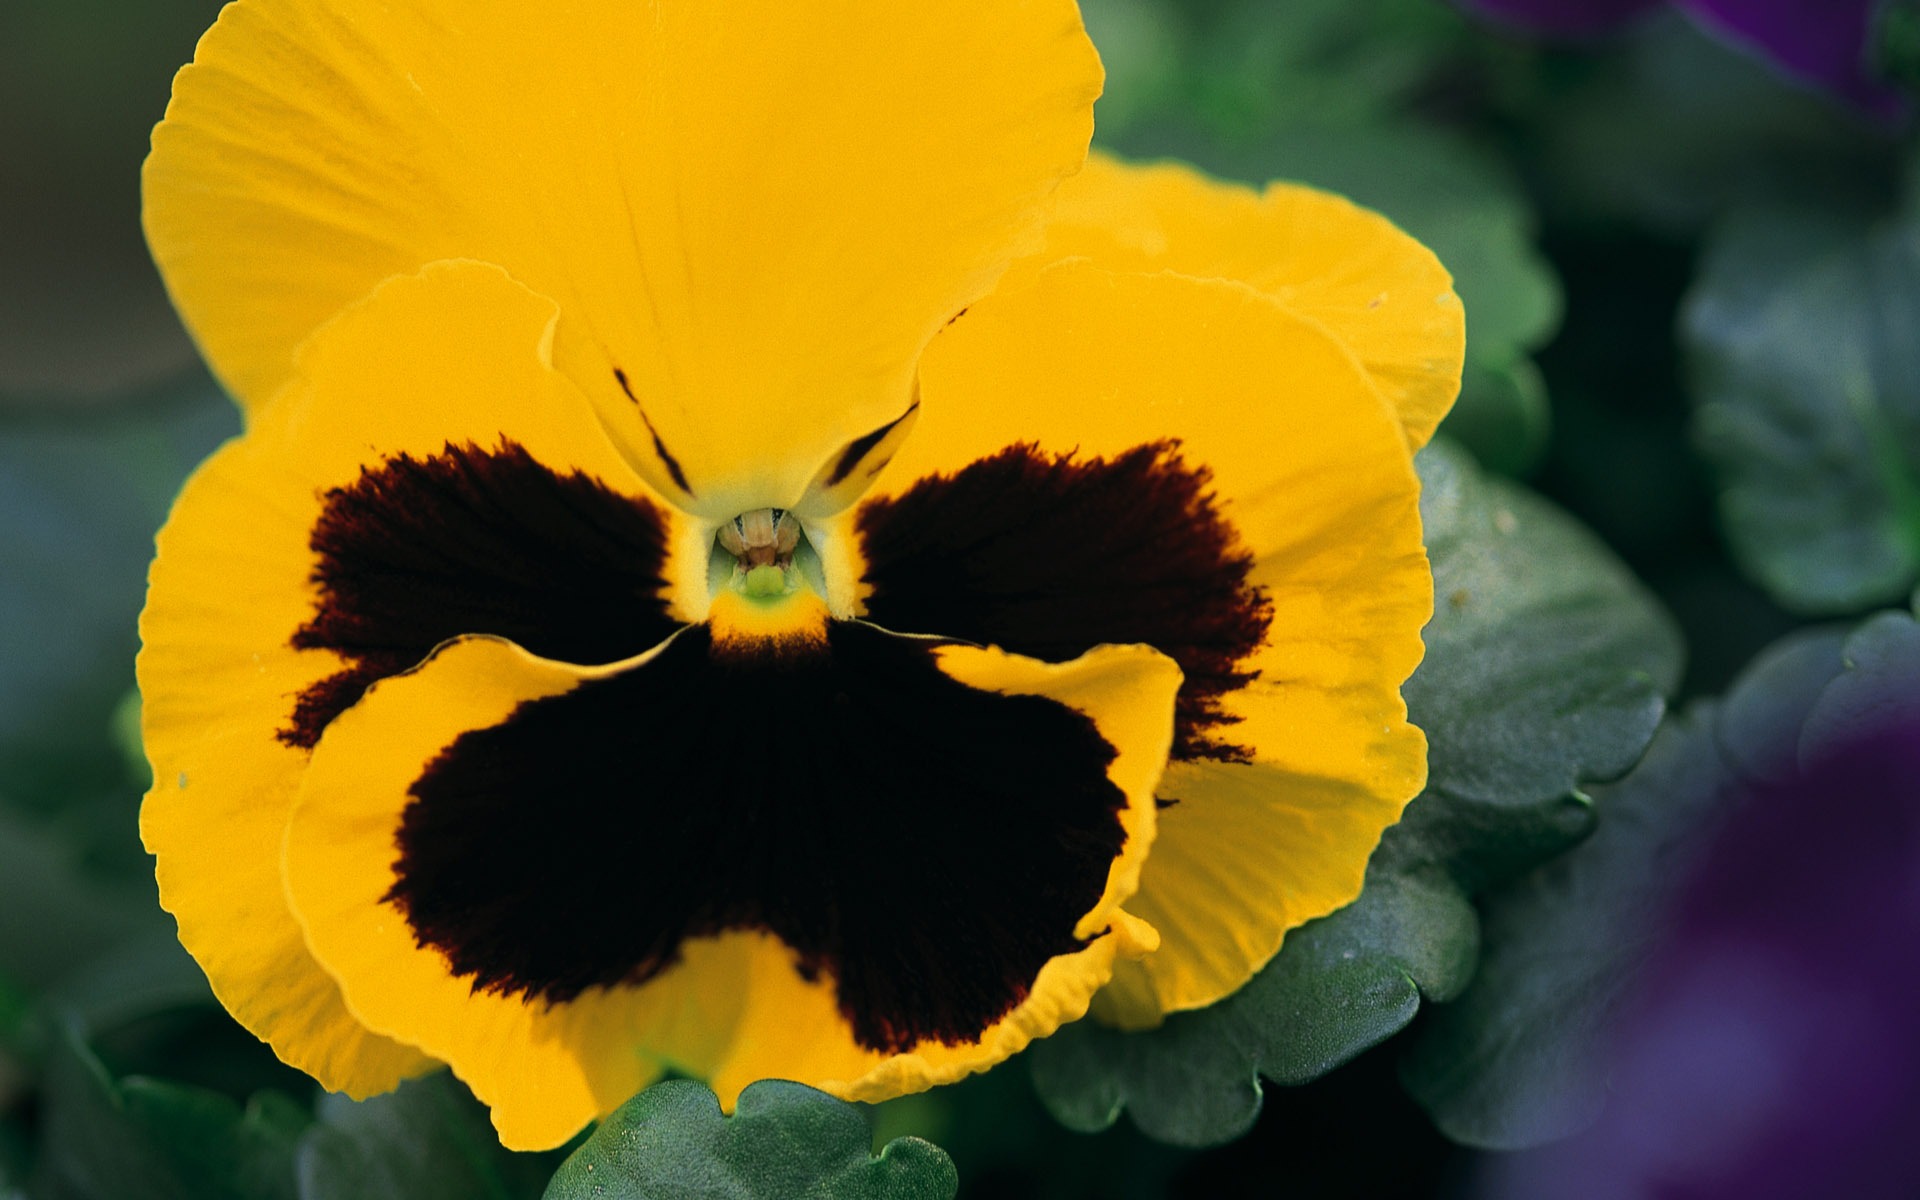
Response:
[[858, 442, 1272, 762], [281, 440, 679, 748], [387, 621, 1130, 1054]]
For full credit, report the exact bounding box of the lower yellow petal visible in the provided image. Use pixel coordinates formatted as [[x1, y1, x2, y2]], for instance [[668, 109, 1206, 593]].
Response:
[[706, 909, 1158, 1109], [283, 629, 1181, 1148], [1091, 758, 1421, 1027], [283, 635, 750, 1150]]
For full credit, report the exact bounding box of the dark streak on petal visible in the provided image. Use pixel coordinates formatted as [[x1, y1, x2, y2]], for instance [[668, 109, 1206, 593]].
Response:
[[613, 367, 695, 497], [824, 402, 919, 489], [282, 440, 679, 748], [387, 621, 1129, 1053], [857, 442, 1271, 762]]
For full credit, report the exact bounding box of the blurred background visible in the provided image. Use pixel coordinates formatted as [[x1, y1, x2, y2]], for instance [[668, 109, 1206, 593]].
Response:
[[3, 0, 1916, 1196]]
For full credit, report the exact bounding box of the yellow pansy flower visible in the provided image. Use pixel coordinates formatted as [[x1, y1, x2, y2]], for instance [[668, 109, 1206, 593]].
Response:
[[137, 0, 1461, 1151]]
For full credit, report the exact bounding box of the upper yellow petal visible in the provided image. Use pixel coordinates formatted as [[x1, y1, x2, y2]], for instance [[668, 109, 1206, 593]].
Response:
[[144, 0, 1103, 511], [1023, 152, 1463, 450]]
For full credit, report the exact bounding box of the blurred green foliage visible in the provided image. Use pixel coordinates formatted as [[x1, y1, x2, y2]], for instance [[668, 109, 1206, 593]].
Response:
[[3, 0, 1916, 1195], [1686, 193, 1920, 613]]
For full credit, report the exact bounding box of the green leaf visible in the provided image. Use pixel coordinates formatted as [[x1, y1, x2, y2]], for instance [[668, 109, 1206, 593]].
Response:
[[1406, 442, 1682, 826], [1397, 707, 1738, 1150], [1182, 0, 1473, 137], [1400, 596, 1920, 1148], [1879, 0, 1920, 90], [1712, 626, 1850, 786], [543, 1080, 956, 1200], [1801, 603, 1920, 753], [37, 933, 212, 1038], [1684, 199, 1920, 614], [0, 377, 236, 879], [33, 1023, 304, 1200], [1445, 359, 1551, 479], [1080, 0, 1190, 139], [1028, 440, 1680, 1146], [0, 809, 166, 992], [297, 1072, 556, 1200], [1520, 13, 1888, 235], [1030, 872, 1476, 1147]]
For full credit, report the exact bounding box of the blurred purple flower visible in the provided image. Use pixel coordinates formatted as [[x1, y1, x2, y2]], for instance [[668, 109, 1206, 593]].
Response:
[[1457, 0, 1906, 115], [1491, 720, 1920, 1199]]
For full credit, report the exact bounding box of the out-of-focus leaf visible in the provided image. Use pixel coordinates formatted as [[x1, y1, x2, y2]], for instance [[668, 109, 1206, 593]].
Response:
[[1713, 626, 1849, 786], [39, 934, 211, 1039], [1801, 603, 1920, 751], [1080, 0, 1190, 138], [0, 809, 164, 992], [1685, 198, 1920, 614], [1401, 441, 1681, 835], [1401, 596, 1919, 1148], [1185, 0, 1472, 137], [0, 377, 235, 882], [1398, 707, 1737, 1149], [297, 1073, 555, 1200], [1028, 441, 1680, 1146], [543, 1080, 956, 1200], [1881, 0, 1920, 90], [33, 1023, 304, 1200], [0, 0, 221, 400], [1445, 359, 1551, 479], [0, 376, 234, 762], [1523, 13, 1892, 235]]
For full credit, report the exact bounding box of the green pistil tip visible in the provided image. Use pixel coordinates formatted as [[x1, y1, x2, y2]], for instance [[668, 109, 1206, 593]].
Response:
[[743, 565, 787, 598]]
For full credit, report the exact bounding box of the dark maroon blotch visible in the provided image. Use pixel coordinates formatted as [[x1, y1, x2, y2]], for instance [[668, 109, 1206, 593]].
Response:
[[857, 441, 1272, 762], [281, 439, 678, 748], [387, 621, 1130, 1054]]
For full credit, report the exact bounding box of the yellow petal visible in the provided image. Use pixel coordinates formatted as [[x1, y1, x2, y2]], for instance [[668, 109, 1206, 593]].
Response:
[[138, 262, 668, 1094], [281, 631, 1180, 1148], [878, 262, 1432, 1021], [1024, 152, 1463, 450], [705, 910, 1159, 1110], [144, 0, 1102, 511]]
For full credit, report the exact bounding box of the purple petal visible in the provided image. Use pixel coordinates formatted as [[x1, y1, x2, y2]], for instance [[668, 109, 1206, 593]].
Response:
[[1679, 0, 1908, 115], [1491, 722, 1920, 1199]]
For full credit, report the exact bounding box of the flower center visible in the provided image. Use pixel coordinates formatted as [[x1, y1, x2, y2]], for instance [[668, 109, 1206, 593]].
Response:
[[716, 507, 801, 597], [708, 507, 833, 644]]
